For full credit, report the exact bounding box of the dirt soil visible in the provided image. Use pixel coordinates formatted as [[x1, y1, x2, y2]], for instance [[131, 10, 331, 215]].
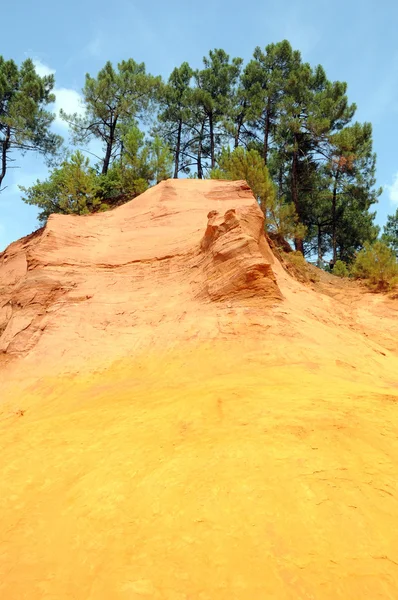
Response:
[[1, 179, 398, 599]]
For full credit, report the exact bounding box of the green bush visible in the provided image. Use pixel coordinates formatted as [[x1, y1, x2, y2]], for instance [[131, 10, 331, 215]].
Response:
[[211, 147, 306, 245], [333, 260, 349, 278], [282, 251, 319, 284], [351, 241, 398, 290]]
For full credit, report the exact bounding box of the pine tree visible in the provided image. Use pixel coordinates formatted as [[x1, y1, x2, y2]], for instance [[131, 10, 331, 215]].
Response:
[[277, 60, 355, 252], [61, 59, 160, 175], [148, 136, 173, 184], [210, 146, 303, 243], [210, 146, 274, 214], [0, 56, 62, 191], [326, 123, 381, 262], [155, 62, 194, 178], [20, 151, 103, 222], [242, 40, 301, 165], [194, 49, 243, 171], [382, 208, 398, 257], [352, 241, 398, 289]]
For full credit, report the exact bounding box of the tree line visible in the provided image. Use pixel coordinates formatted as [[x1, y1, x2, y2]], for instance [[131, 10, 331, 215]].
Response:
[[1, 43, 397, 269]]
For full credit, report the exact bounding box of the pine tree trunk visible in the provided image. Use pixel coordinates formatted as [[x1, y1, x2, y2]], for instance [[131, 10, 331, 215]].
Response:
[[291, 150, 298, 209], [278, 161, 283, 199], [102, 140, 113, 175], [332, 173, 338, 263], [317, 225, 323, 267], [209, 113, 215, 169], [102, 118, 117, 175], [234, 121, 241, 149], [263, 101, 271, 165], [291, 149, 304, 253], [197, 121, 204, 179], [0, 126, 10, 189], [234, 109, 245, 149], [174, 119, 182, 178]]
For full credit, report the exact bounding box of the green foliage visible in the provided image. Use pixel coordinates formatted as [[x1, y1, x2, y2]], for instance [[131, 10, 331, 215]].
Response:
[[95, 163, 124, 200], [333, 260, 349, 277], [0, 56, 62, 190], [10, 45, 381, 265], [119, 126, 172, 193], [155, 62, 194, 178], [210, 146, 304, 243], [210, 147, 273, 211], [382, 208, 398, 257], [61, 59, 161, 175], [325, 122, 381, 262], [239, 40, 301, 162], [20, 151, 105, 222], [20, 122, 173, 222], [207, 40, 377, 259], [194, 49, 243, 173], [279, 63, 361, 255], [267, 198, 306, 245], [351, 241, 398, 290], [282, 251, 320, 284], [120, 125, 152, 194], [149, 136, 174, 184]]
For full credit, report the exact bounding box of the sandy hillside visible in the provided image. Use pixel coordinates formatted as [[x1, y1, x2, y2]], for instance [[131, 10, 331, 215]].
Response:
[[1, 179, 398, 599]]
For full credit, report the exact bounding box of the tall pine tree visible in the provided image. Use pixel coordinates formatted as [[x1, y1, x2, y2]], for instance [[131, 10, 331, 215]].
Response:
[[194, 49, 243, 172], [61, 59, 160, 175]]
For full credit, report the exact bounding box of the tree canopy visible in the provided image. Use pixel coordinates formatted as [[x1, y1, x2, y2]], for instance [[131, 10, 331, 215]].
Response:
[[20, 151, 104, 222], [61, 59, 161, 175], [0, 56, 62, 191], [382, 208, 398, 257], [4, 42, 389, 269]]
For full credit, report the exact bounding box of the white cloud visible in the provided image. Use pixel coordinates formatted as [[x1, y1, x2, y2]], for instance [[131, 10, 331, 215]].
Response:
[[53, 88, 85, 128], [33, 58, 55, 78], [385, 173, 398, 205], [32, 59, 85, 129]]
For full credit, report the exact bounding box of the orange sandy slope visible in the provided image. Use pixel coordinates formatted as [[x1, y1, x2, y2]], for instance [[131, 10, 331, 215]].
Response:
[[1, 179, 398, 599]]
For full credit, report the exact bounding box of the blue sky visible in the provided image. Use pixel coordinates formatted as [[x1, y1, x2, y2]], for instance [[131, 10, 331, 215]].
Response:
[[1, 0, 398, 250]]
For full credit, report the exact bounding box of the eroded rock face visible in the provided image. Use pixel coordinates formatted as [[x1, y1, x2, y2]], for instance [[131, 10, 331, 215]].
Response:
[[0, 230, 70, 355], [0, 179, 281, 358], [195, 205, 281, 301]]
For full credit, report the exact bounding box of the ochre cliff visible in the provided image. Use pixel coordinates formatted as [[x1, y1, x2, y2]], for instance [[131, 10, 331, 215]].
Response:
[[0, 180, 280, 361], [1, 179, 398, 599]]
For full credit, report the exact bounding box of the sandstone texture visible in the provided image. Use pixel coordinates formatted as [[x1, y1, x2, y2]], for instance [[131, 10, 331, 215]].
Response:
[[1, 179, 398, 599], [0, 180, 280, 362]]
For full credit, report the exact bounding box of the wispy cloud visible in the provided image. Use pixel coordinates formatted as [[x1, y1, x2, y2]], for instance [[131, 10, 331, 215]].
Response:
[[385, 172, 398, 205], [85, 33, 103, 58], [33, 59, 85, 129], [32, 58, 55, 78], [64, 32, 105, 68]]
